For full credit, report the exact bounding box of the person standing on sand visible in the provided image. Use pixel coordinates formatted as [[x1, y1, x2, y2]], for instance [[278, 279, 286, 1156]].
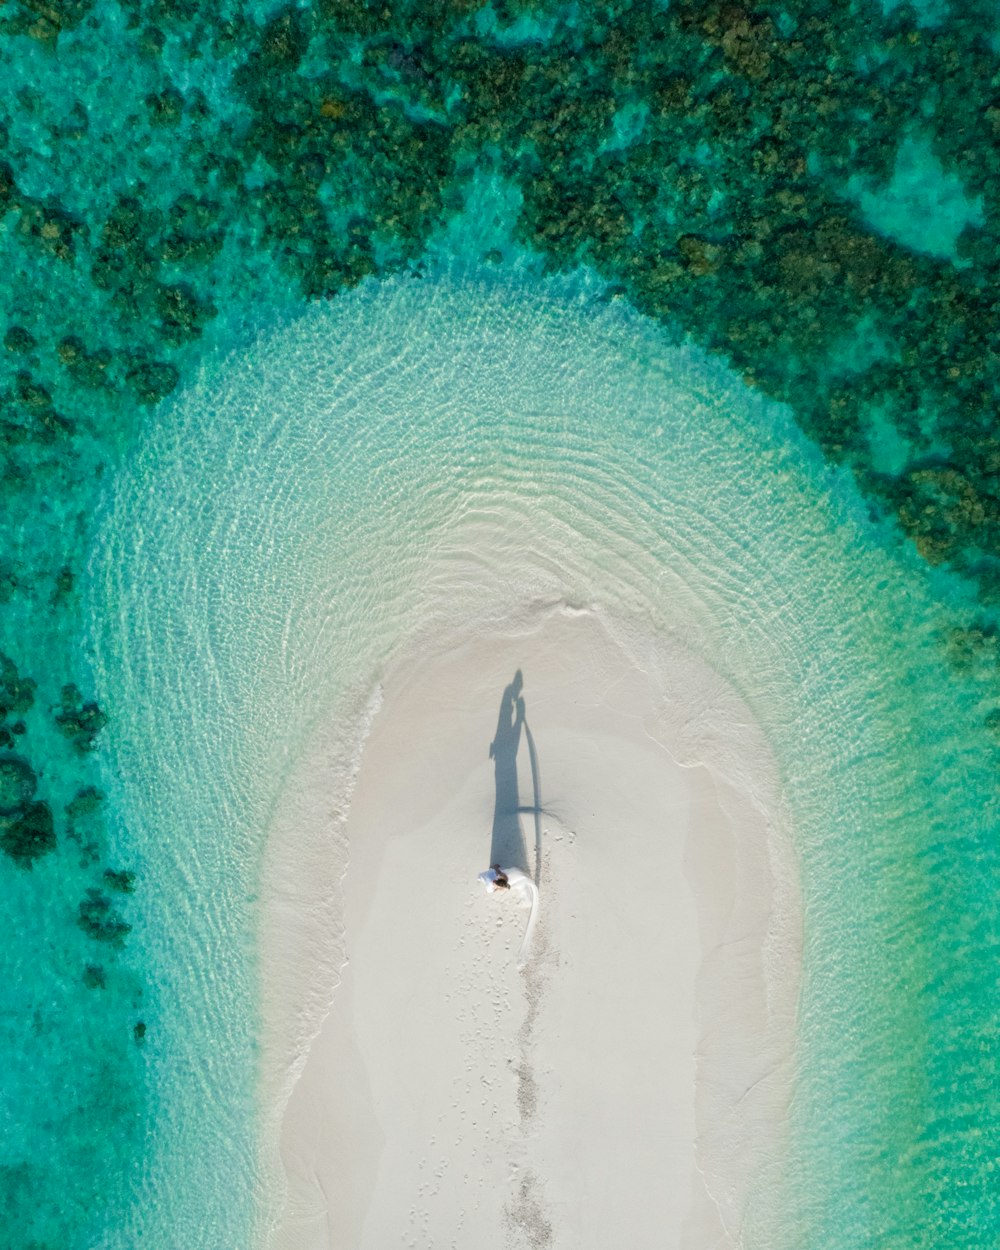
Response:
[[479, 863, 510, 891], [476, 863, 539, 968]]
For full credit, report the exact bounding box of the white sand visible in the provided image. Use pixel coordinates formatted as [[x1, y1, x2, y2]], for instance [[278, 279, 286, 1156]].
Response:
[[265, 609, 799, 1250]]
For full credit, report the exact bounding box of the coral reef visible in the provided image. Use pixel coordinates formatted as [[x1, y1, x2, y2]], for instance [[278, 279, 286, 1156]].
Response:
[[0, 755, 36, 814], [0, 798, 54, 867], [0, 653, 34, 719], [103, 868, 135, 893], [53, 683, 108, 753], [77, 887, 131, 945]]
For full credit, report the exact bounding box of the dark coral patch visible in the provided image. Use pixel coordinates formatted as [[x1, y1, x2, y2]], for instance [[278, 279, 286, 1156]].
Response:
[[1, 800, 55, 867], [78, 888, 131, 945], [82, 963, 106, 989], [0, 654, 35, 718], [0, 756, 37, 814], [103, 868, 136, 894], [54, 684, 108, 753]]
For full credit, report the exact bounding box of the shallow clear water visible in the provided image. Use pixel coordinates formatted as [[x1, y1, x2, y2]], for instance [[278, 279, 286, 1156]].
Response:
[[3, 3, 1000, 1248]]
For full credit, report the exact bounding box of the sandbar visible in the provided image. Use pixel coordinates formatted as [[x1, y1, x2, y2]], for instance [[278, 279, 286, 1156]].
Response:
[[265, 607, 799, 1249]]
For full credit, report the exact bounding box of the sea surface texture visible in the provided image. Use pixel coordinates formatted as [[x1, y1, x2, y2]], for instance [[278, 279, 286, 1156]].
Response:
[[1, 3, 998, 1249]]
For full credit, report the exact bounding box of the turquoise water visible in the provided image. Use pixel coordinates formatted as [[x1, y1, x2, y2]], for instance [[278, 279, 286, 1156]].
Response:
[[846, 134, 984, 264], [3, 3, 1000, 1248]]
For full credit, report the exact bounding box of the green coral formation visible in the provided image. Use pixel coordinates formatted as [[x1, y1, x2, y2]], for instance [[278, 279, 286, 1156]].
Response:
[[77, 887, 132, 945], [65, 790, 136, 949], [0, 0, 95, 44], [82, 962, 106, 989], [53, 683, 108, 753], [0, 797, 54, 867], [65, 785, 106, 869], [0, 755, 36, 813], [0, 667, 55, 869], [102, 867, 135, 893], [0, 752, 53, 868], [0, 652, 34, 714], [0, 646, 138, 1242]]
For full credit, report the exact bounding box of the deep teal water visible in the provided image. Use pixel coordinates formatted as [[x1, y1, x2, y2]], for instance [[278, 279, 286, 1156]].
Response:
[[2, 3, 1000, 1248]]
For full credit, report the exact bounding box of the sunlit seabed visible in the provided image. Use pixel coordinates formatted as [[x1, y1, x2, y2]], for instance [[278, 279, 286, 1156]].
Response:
[[86, 264, 994, 1248]]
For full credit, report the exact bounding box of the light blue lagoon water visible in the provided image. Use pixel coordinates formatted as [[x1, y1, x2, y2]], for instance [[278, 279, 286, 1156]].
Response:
[[3, 3, 1000, 1248]]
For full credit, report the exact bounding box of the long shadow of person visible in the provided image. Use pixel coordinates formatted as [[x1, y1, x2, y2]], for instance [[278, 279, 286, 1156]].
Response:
[[489, 669, 528, 873]]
